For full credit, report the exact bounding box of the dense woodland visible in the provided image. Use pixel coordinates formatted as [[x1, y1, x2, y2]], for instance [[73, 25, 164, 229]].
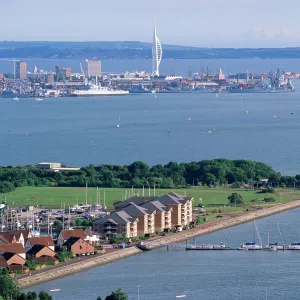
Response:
[[0, 159, 299, 194]]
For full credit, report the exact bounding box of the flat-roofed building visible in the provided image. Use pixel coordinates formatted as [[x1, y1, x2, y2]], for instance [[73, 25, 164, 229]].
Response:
[[16, 61, 27, 79], [86, 59, 101, 77]]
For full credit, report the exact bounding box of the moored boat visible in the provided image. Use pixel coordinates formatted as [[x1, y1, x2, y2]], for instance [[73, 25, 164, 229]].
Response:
[[186, 243, 230, 250]]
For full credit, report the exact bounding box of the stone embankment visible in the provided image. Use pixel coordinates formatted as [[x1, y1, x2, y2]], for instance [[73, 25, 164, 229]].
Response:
[[17, 246, 142, 289], [142, 200, 300, 250]]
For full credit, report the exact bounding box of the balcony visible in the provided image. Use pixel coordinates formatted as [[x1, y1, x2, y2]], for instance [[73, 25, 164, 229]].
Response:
[[104, 225, 116, 230]]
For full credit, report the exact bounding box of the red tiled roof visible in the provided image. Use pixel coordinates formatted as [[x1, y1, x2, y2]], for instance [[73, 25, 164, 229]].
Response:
[[0, 244, 25, 254], [27, 237, 54, 247], [0, 232, 15, 243], [61, 230, 86, 240]]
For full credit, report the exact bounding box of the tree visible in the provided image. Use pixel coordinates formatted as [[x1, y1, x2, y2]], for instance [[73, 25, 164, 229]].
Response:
[[105, 289, 128, 300], [0, 269, 19, 300], [228, 193, 244, 205], [38, 291, 52, 300], [97, 297, 102, 300], [54, 220, 62, 229]]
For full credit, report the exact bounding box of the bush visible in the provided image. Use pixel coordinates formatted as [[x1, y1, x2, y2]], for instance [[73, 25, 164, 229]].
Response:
[[263, 197, 276, 202], [228, 193, 244, 205], [231, 182, 243, 188], [261, 187, 275, 193]]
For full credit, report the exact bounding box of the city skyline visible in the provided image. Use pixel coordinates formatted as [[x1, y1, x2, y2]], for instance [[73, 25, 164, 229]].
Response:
[[1, 0, 300, 47]]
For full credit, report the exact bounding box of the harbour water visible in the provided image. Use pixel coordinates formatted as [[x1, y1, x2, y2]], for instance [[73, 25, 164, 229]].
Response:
[[23, 208, 300, 299], [1, 85, 300, 174]]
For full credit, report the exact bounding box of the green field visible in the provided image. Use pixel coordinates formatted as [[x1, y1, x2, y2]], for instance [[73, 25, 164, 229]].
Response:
[[1, 186, 300, 209]]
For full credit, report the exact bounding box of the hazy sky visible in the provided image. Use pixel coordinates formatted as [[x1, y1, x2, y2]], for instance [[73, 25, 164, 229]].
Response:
[[1, 0, 300, 47]]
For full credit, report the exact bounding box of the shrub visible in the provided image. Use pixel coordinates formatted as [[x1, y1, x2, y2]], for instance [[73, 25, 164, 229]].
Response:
[[263, 197, 276, 202]]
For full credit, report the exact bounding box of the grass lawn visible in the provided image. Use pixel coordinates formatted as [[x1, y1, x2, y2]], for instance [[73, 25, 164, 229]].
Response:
[[1, 186, 300, 209]]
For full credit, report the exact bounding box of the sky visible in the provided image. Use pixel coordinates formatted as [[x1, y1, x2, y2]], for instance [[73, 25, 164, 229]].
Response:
[[1, 0, 300, 47]]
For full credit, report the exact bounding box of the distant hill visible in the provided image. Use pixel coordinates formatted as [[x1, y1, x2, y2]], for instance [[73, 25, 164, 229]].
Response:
[[0, 41, 300, 59]]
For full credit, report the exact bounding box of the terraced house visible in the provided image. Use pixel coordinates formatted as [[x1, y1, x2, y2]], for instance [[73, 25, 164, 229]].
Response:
[[92, 211, 139, 239]]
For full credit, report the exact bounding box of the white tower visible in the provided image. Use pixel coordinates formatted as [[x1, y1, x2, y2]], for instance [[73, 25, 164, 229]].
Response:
[[152, 24, 162, 76]]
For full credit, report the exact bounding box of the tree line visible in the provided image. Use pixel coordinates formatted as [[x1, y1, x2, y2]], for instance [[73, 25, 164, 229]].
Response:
[[0, 159, 299, 194]]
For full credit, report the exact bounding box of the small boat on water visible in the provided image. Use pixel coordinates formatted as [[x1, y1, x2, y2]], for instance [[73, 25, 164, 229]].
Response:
[[287, 242, 300, 250], [263, 232, 284, 251], [186, 243, 230, 250], [239, 220, 263, 250], [238, 242, 263, 250], [12, 97, 19, 101], [35, 98, 43, 101]]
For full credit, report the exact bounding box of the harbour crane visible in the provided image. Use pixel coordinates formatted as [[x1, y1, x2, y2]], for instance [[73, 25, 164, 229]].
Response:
[[80, 62, 88, 84]]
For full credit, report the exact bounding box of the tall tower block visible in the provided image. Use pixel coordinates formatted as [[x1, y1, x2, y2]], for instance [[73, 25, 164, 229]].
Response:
[[152, 24, 162, 76]]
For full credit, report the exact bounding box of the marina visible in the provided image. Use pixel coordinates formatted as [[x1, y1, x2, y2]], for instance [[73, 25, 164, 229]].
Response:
[[22, 207, 300, 300]]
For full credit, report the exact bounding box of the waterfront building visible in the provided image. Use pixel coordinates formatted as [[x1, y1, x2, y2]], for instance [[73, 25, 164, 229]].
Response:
[[16, 61, 27, 79], [27, 245, 58, 265], [0, 232, 17, 245], [86, 59, 101, 77], [46, 72, 55, 83], [141, 201, 173, 232], [7, 230, 31, 246], [57, 229, 86, 248], [25, 237, 55, 252], [0, 73, 4, 80], [55, 66, 71, 80], [158, 193, 193, 227], [122, 203, 156, 236], [92, 211, 139, 239], [152, 24, 162, 76], [0, 243, 26, 259], [63, 237, 95, 256]]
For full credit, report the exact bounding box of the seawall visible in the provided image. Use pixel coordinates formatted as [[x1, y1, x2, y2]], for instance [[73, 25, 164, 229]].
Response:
[[142, 200, 300, 249], [17, 246, 142, 289]]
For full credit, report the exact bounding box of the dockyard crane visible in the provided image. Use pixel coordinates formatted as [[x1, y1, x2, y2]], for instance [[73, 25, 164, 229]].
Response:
[[80, 62, 87, 84], [0, 59, 21, 79]]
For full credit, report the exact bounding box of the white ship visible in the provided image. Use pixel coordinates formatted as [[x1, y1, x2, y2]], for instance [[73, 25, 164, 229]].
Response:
[[71, 83, 129, 97]]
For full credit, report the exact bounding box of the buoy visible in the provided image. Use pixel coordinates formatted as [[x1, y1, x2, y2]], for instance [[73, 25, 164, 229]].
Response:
[[116, 125, 120, 128], [118, 117, 121, 120], [208, 130, 212, 134], [213, 128, 216, 131], [274, 115, 277, 118], [188, 118, 191, 121]]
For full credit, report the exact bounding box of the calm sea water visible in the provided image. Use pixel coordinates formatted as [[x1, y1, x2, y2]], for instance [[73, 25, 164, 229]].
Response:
[[1, 85, 300, 174], [24, 208, 300, 300]]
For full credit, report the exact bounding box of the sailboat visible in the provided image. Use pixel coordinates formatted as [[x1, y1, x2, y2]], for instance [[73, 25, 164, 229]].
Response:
[[263, 222, 284, 251], [238, 220, 263, 250]]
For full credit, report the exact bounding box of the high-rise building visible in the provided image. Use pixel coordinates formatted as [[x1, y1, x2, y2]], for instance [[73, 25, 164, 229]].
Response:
[[16, 61, 27, 79], [86, 59, 101, 77], [55, 66, 71, 80], [152, 24, 162, 76]]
